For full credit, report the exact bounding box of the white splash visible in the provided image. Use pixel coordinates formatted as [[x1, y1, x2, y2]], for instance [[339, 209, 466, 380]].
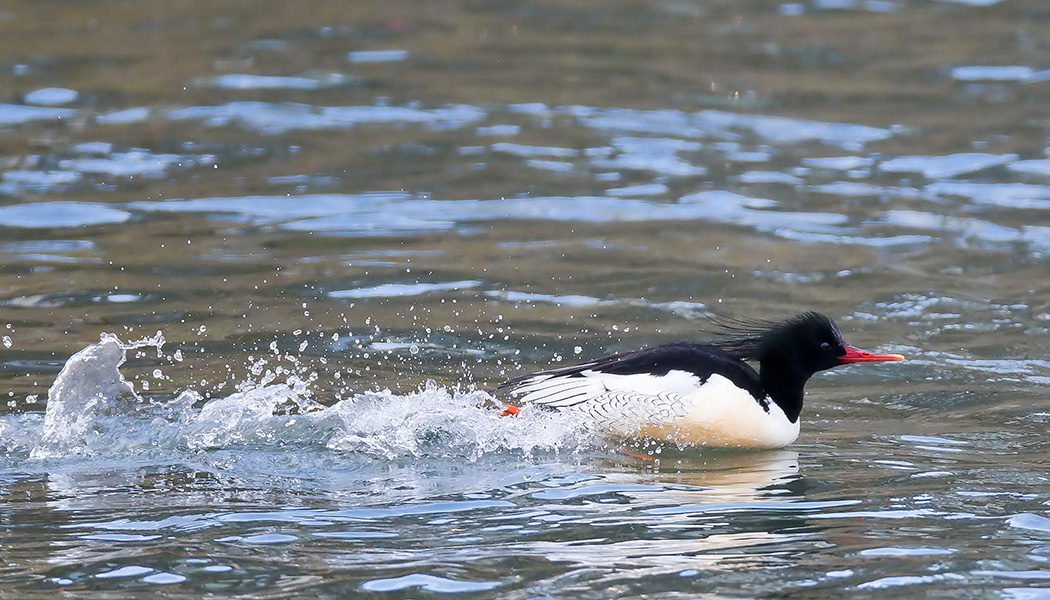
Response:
[[31, 332, 164, 459], [17, 334, 598, 464]]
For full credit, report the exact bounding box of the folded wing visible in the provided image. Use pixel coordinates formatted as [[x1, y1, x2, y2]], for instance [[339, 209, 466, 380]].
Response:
[[500, 342, 766, 411]]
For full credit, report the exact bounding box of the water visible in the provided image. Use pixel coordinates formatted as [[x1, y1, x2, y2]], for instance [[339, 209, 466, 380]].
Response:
[[3, 0, 1050, 597]]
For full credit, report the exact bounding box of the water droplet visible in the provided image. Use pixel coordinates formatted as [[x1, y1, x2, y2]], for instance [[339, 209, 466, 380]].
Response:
[[409, 344, 420, 355], [573, 346, 582, 354], [1, 336, 11, 348]]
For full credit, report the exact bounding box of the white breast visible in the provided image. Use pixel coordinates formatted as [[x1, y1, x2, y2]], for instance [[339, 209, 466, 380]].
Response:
[[628, 374, 800, 449]]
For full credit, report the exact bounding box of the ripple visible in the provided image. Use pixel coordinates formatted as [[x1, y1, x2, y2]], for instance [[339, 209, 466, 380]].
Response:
[[361, 573, 500, 593], [801, 155, 874, 170], [1009, 160, 1050, 177], [485, 290, 609, 308], [221, 533, 298, 545], [347, 49, 409, 63], [952, 65, 1035, 82], [899, 434, 969, 446], [879, 210, 1021, 245], [808, 181, 885, 197], [858, 573, 965, 590], [879, 152, 1018, 179], [1008, 513, 1050, 533], [96, 107, 150, 124], [491, 142, 577, 158], [590, 136, 707, 177], [736, 170, 804, 185], [1, 169, 82, 192], [205, 73, 354, 90], [313, 530, 398, 539], [141, 572, 187, 585], [168, 101, 485, 135], [571, 106, 892, 149], [810, 508, 969, 520], [924, 181, 1050, 209], [1, 290, 150, 307], [59, 150, 216, 177], [326, 500, 515, 520], [695, 109, 892, 149], [81, 533, 162, 542], [130, 192, 411, 224], [646, 499, 860, 516], [973, 570, 1050, 580], [526, 159, 576, 173], [0, 103, 76, 125], [329, 280, 483, 300], [96, 565, 153, 579], [532, 483, 664, 500], [858, 546, 955, 557], [0, 201, 130, 228], [1003, 589, 1050, 600], [938, 0, 1002, 5], [24, 87, 78, 106]]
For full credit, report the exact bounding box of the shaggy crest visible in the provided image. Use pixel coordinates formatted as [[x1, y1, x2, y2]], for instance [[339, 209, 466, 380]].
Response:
[[702, 311, 843, 361]]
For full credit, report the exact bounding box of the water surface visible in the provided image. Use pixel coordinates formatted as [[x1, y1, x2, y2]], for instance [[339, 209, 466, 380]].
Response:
[[3, 1, 1050, 597]]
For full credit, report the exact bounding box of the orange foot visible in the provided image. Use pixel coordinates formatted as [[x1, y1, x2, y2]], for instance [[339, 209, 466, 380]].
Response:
[[620, 449, 656, 462], [498, 405, 521, 417]]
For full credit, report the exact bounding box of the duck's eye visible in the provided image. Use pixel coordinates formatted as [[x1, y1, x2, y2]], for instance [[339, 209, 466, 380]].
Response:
[[820, 342, 832, 352]]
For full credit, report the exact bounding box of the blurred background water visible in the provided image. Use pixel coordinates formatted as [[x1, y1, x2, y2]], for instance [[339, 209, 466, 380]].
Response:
[[3, 0, 1050, 597]]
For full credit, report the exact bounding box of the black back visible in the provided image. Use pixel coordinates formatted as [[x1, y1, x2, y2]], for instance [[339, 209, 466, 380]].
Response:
[[501, 341, 768, 405]]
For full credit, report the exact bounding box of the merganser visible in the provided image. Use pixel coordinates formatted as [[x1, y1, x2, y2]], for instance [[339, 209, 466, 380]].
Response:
[[499, 312, 904, 449]]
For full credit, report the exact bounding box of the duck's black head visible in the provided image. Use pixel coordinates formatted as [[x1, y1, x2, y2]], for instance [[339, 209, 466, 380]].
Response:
[[762, 311, 853, 376], [710, 311, 904, 422]]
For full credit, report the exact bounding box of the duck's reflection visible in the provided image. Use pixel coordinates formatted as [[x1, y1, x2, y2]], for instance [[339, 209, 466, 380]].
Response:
[[602, 448, 801, 500]]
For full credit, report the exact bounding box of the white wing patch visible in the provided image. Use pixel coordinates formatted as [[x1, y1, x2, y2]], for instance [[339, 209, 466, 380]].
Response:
[[508, 368, 705, 408], [510, 374, 607, 408]]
